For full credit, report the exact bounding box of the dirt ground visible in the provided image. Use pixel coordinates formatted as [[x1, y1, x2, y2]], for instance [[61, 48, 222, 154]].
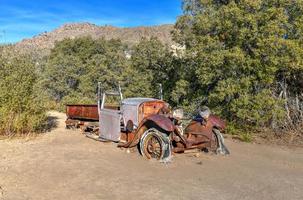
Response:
[[0, 111, 302, 200]]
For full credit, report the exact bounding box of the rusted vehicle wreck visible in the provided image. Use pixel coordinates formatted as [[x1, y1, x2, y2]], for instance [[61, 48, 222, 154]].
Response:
[[73, 84, 230, 161]]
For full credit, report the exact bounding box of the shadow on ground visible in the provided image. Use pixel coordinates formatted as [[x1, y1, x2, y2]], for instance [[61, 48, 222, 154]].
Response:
[[43, 115, 59, 132]]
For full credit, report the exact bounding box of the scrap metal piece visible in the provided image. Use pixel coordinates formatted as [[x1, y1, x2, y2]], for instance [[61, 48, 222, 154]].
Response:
[[144, 114, 175, 132], [99, 109, 121, 142], [213, 129, 230, 155], [66, 104, 99, 121]]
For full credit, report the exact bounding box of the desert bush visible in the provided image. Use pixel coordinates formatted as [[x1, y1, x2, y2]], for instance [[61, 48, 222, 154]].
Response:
[[0, 50, 47, 136]]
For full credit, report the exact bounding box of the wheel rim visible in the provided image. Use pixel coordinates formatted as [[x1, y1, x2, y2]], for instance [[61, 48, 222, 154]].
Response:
[[143, 134, 163, 160]]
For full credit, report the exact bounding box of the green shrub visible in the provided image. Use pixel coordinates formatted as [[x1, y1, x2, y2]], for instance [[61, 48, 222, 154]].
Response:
[[173, 0, 303, 132], [0, 52, 47, 136]]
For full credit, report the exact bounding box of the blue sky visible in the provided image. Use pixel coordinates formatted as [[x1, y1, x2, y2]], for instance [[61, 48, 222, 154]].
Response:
[[0, 0, 182, 43]]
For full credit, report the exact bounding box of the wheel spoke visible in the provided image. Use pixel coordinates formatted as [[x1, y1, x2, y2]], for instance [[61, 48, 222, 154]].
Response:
[[142, 130, 167, 160]]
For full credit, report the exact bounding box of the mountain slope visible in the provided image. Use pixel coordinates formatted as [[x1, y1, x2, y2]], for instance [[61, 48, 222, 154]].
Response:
[[14, 23, 174, 55]]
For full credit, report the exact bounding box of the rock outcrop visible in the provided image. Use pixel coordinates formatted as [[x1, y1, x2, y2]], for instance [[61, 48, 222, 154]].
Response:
[[14, 22, 174, 55]]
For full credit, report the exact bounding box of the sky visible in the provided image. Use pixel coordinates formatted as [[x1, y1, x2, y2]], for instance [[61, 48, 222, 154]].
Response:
[[0, 0, 182, 44]]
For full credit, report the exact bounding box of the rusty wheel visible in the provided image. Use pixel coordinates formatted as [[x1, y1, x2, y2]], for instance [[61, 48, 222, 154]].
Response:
[[140, 128, 171, 160], [210, 129, 220, 151], [144, 134, 163, 159]]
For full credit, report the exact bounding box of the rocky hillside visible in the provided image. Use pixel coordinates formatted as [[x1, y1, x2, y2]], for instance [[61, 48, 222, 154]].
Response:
[[14, 23, 174, 55]]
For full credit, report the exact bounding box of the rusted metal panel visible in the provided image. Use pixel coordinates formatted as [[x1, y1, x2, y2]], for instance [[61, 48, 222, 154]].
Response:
[[121, 98, 157, 127], [182, 114, 228, 153], [66, 104, 99, 121], [145, 114, 174, 132], [99, 109, 121, 142], [121, 98, 166, 127], [209, 114, 226, 130], [122, 104, 138, 126], [140, 101, 167, 122], [184, 120, 214, 139]]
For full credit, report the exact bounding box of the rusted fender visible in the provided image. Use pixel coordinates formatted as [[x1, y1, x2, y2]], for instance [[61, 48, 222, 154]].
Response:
[[209, 114, 226, 130], [118, 114, 174, 148], [144, 114, 174, 132]]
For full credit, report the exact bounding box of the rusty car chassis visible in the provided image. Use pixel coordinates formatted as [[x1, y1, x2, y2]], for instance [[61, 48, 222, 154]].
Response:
[[71, 84, 230, 161]]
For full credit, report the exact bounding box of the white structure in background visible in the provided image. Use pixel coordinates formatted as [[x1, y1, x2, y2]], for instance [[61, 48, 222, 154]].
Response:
[[124, 44, 185, 59]]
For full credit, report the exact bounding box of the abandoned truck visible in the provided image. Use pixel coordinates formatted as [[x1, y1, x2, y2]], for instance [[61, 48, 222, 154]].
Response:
[[67, 84, 230, 160]]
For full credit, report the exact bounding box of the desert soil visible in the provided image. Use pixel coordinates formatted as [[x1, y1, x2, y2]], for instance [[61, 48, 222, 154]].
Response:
[[0, 111, 302, 200]]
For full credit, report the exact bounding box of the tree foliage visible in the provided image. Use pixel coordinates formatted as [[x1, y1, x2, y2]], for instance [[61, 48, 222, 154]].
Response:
[[173, 0, 303, 131], [42, 36, 175, 109], [125, 37, 175, 99], [0, 50, 46, 136], [42, 37, 129, 107]]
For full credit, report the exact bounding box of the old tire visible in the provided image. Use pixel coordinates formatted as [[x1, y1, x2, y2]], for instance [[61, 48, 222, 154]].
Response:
[[140, 128, 171, 161]]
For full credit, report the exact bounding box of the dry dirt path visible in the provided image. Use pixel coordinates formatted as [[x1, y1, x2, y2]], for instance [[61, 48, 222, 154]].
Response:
[[0, 111, 302, 200]]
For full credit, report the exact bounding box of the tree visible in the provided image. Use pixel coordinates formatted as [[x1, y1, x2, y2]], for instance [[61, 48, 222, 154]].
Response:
[[174, 0, 303, 130], [0, 50, 46, 136], [125, 37, 175, 99], [42, 37, 129, 107]]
